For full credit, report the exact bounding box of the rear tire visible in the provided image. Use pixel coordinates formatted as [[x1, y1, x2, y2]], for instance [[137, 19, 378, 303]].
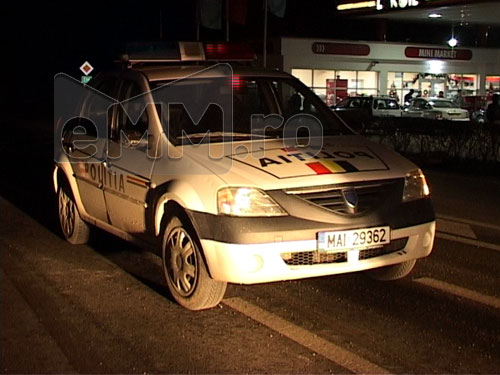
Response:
[[58, 184, 90, 245], [162, 215, 227, 310], [366, 259, 417, 281]]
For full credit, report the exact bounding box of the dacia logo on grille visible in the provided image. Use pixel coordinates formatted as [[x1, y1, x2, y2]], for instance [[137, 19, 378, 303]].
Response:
[[342, 188, 358, 213]]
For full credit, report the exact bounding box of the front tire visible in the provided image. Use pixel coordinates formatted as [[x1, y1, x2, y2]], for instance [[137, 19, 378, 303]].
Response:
[[162, 216, 227, 310], [366, 259, 417, 281], [58, 184, 90, 245]]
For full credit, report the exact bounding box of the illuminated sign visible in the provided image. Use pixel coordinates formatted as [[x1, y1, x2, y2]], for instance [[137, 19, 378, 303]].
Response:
[[337, 0, 442, 11], [376, 0, 419, 10], [405, 47, 473, 60], [337, 1, 376, 11]]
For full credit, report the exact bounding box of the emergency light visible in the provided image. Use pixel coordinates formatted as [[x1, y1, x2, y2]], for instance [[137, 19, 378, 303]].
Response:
[[121, 42, 255, 65]]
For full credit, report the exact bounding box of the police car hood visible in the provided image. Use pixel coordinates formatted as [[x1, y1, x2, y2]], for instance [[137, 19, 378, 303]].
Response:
[[184, 135, 417, 190]]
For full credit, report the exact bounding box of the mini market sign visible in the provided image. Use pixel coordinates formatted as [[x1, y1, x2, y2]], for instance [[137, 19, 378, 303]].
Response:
[[405, 47, 473, 60]]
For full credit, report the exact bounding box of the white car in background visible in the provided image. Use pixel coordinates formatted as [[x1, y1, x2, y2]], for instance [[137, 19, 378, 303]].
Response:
[[332, 96, 402, 119], [404, 97, 470, 121]]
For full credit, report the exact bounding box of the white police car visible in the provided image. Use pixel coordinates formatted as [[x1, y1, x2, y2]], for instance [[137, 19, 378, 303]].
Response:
[[54, 42, 435, 310]]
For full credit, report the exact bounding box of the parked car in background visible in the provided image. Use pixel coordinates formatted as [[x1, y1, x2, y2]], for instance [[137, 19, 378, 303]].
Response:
[[331, 96, 402, 120], [403, 97, 470, 122]]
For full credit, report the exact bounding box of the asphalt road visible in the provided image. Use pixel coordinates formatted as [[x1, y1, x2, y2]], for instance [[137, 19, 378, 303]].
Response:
[[1, 117, 500, 373]]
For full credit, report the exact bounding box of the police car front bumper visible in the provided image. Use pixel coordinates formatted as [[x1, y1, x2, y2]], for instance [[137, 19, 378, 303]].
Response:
[[200, 221, 435, 284]]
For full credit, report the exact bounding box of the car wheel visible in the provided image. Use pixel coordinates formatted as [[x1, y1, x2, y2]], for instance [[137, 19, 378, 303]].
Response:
[[162, 216, 227, 310], [58, 184, 90, 245], [365, 259, 416, 281]]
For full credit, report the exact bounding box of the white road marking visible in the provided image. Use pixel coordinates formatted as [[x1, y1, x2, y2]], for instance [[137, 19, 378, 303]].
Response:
[[223, 297, 391, 375], [436, 232, 500, 252], [436, 214, 500, 232], [414, 277, 500, 310], [436, 218, 477, 239]]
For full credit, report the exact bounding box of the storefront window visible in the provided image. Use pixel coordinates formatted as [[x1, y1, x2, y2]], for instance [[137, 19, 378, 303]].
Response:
[[388, 72, 403, 90], [292, 68, 379, 104], [358, 89, 378, 96], [291, 69, 312, 86], [388, 72, 479, 104], [336, 71, 358, 94], [312, 88, 326, 101], [313, 70, 336, 88], [449, 73, 478, 96], [486, 76, 500, 92], [403, 73, 419, 89]]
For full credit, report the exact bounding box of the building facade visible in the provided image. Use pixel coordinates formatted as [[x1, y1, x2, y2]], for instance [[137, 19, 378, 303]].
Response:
[[281, 37, 500, 104]]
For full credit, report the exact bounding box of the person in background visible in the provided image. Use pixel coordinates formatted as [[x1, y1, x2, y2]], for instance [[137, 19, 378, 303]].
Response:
[[486, 92, 500, 125], [454, 89, 465, 108], [404, 89, 415, 105], [438, 91, 445, 98]]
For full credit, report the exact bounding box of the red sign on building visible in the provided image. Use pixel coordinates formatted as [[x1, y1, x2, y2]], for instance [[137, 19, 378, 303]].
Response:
[[404, 47, 472, 60], [312, 42, 370, 56]]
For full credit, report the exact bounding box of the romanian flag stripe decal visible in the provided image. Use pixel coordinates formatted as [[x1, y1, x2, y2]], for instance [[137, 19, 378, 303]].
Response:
[[335, 160, 359, 172], [306, 160, 358, 174], [306, 162, 332, 174], [127, 175, 149, 188]]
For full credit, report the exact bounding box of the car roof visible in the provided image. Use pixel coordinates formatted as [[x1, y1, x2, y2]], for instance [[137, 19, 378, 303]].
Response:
[[132, 64, 293, 82], [343, 96, 397, 101], [427, 98, 452, 102]]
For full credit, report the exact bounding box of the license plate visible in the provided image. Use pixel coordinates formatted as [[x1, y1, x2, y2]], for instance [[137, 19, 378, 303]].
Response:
[[317, 226, 390, 252]]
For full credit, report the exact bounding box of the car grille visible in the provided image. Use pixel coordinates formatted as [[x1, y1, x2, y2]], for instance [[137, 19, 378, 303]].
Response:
[[284, 179, 403, 215], [281, 237, 408, 266]]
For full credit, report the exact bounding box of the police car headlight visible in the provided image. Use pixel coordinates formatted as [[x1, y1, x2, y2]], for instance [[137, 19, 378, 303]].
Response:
[[402, 169, 430, 202], [217, 187, 287, 217]]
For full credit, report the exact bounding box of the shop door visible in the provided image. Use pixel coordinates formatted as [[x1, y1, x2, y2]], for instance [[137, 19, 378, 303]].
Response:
[[420, 79, 446, 97]]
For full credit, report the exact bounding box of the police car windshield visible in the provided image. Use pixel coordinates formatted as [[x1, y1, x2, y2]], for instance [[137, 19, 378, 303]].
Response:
[[154, 76, 350, 145]]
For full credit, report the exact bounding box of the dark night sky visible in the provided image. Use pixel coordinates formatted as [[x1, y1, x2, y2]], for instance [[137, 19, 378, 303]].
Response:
[[7, 0, 499, 114], [18, 0, 500, 73]]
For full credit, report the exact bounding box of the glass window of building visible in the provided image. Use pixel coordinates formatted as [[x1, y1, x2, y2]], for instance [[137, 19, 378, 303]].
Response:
[[356, 71, 378, 96], [313, 70, 337, 87], [402, 72, 419, 104], [388, 72, 479, 104], [291, 69, 312, 87], [486, 76, 500, 92], [449, 74, 478, 96], [336, 70, 358, 95], [292, 68, 379, 104]]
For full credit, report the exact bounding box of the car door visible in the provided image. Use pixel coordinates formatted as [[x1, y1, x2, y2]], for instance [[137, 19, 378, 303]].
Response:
[[372, 98, 386, 117], [103, 74, 155, 234], [65, 75, 117, 223], [406, 99, 426, 118]]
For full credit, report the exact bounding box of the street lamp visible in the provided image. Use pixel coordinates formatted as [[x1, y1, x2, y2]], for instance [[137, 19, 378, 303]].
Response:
[[448, 25, 458, 48]]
